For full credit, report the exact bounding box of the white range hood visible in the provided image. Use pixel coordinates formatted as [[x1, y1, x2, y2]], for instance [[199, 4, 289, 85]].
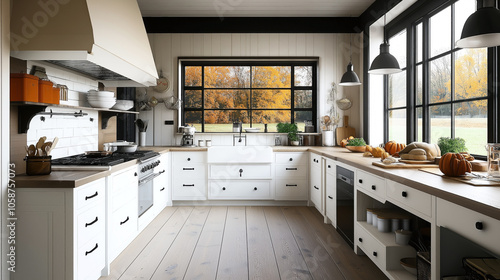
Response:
[[10, 0, 158, 87]]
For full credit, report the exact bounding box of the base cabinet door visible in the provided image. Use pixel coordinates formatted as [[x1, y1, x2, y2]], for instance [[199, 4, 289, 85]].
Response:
[[325, 159, 336, 227], [310, 153, 323, 213]]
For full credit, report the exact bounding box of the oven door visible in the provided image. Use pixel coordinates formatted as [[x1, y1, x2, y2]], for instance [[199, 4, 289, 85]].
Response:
[[138, 172, 158, 217]]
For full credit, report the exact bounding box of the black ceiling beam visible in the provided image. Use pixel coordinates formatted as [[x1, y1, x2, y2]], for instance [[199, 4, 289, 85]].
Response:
[[356, 0, 403, 32], [143, 17, 360, 33]]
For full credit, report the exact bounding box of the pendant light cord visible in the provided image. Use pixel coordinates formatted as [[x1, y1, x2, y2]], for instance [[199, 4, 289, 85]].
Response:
[[349, 34, 352, 63], [383, 14, 387, 44]]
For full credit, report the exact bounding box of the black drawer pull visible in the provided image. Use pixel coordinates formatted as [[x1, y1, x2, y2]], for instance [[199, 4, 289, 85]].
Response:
[[160, 187, 165, 191], [289, 158, 293, 161], [328, 165, 331, 168], [358, 238, 363, 242], [402, 191, 408, 197], [85, 191, 98, 200], [371, 185, 376, 190], [253, 187, 258, 191], [159, 170, 166, 174], [286, 184, 298, 187], [286, 168, 298, 171], [239, 169, 243, 177], [183, 184, 195, 187], [475, 221, 484, 230], [328, 195, 333, 199], [134, 172, 138, 176], [85, 243, 98, 256], [120, 216, 130, 225], [85, 217, 98, 227], [359, 179, 363, 184], [314, 186, 319, 190], [373, 252, 377, 257], [222, 187, 226, 190], [183, 167, 195, 171], [187, 158, 191, 161]]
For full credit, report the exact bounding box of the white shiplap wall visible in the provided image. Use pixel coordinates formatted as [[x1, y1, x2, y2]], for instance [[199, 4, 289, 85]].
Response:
[[141, 33, 363, 146]]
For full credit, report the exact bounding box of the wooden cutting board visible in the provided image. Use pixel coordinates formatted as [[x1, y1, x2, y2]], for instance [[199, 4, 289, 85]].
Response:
[[336, 116, 356, 145], [372, 161, 439, 169]]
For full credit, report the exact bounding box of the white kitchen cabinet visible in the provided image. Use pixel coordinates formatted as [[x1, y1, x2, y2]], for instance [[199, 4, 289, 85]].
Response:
[[356, 169, 386, 203], [153, 153, 169, 212], [209, 180, 272, 199], [108, 165, 138, 261], [210, 164, 272, 179], [309, 152, 323, 214], [386, 179, 434, 221], [14, 178, 106, 280], [275, 152, 309, 200], [324, 158, 336, 227], [171, 151, 207, 200]]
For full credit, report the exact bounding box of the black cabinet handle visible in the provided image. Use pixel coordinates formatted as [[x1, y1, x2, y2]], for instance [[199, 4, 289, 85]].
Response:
[[286, 184, 298, 187], [328, 165, 331, 168], [286, 168, 298, 171], [85, 191, 98, 200], [239, 169, 243, 177], [373, 252, 377, 257], [120, 216, 130, 225], [253, 187, 258, 191], [328, 195, 333, 199], [85, 217, 98, 227], [402, 191, 408, 197], [85, 243, 98, 256], [134, 172, 138, 176], [160, 187, 165, 191], [371, 185, 376, 190], [358, 238, 363, 242], [183, 167, 195, 171], [359, 179, 363, 184], [475, 221, 484, 230], [314, 186, 319, 190], [159, 170, 165, 174], [183, 184, 195, 187], [289, 158, 293, 161], [222, 187, 226, 191], [187, 158, 191, 161]]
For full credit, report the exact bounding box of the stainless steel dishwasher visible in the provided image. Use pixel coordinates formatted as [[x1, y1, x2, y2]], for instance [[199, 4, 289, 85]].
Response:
[[336, 165, 354, 248]]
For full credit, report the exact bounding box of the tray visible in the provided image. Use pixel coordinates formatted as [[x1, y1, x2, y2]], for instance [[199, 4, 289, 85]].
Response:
[[372, 161, 439, 169], [419, 168, 500, 186]]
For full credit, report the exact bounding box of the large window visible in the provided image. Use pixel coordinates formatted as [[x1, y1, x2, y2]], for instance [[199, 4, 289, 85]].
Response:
[[181, 61, 317, 132], [386, 0, 488, 156]]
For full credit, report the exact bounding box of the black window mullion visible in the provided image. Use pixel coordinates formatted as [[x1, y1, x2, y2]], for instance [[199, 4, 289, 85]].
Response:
[[291, 66, 295, 125], [422, 15, 430, 143], [450, 4, 456, 139], [407, 25, 416, 143]]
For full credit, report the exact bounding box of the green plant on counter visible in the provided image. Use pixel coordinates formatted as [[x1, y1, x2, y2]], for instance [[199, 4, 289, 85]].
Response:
[[346, 138, 366, 146], [277, 122, 299, 142], [438, 137, 467, 155]]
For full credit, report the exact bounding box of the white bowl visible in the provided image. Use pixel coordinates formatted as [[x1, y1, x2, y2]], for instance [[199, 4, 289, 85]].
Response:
[[400, 258, 417, 275], [87, 97, 116, 101], [88, 99, 116, 109], [112, 100, 134, 110], [245, 128, 261, 133], [87, 90, 115, 98]]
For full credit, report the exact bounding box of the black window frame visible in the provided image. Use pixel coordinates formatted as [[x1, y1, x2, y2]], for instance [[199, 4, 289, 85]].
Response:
[[180, 59, 318, 133]]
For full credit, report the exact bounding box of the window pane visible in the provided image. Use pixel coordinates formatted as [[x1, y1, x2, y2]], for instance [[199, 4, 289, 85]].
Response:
[[430, 6, 451, 57], [390, 30, 406, 69], [205, 90, 250, 109], [416, 107, 423, 142], [252, 110, 291, 132], [252, 90, 291, 109], [416, 23, 423, 63], [204, 110, 249, 132], [185, 66, 202, 87], [430, 104, 451, 144], [252, 66, 291, 88], [455, 0, 476, 44], [185, 111, 202, 131], [454, 48, 488, 100], [204, 66, 250, 88], [455, 100, 487, 156], [295, 90, 313, 108], [294, 66, 313, 86], [185, 90, 202, 108], [416, 64, 423, 105], [388, 109, 406, 143], [430, 55, 451, 103], [295, 111, 313, 132], [388, 70, 406, 108]]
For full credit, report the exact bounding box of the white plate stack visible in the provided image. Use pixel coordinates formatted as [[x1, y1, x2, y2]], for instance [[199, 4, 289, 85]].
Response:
[[112, 100, 134, 111], [87, 90, 116, 109]]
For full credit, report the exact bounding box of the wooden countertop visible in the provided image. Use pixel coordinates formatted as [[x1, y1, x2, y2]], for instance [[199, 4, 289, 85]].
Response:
[[13, 145, 500, 220]]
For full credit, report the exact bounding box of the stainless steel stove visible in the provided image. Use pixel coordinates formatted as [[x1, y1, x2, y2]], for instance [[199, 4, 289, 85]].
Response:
[[51, 150, 159, 170]]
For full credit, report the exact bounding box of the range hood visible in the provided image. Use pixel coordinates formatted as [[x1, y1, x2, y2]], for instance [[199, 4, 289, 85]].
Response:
[[10, 0, 158, 87]]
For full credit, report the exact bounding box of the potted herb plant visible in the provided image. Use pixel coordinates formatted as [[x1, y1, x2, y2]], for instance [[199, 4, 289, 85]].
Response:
[[437, 137, 467, 155], [276, 123, 299, 146]]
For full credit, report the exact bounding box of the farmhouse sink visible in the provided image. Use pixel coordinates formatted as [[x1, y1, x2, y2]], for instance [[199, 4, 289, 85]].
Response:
[[207, 146, 273, 163]]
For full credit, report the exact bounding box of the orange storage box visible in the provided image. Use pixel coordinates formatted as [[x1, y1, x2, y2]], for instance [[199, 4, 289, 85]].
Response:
[[52, 86, 60, 105], [38, 80, 54, 104], [10, 73, 39, 102]]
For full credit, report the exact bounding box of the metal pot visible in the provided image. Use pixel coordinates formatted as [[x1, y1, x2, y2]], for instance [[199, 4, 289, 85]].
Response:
[[179, 126, 196, 135], [106, 141, 137, 152]]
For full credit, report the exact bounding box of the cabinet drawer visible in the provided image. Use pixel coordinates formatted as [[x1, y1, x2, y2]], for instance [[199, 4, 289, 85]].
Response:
[[275, 164, 307, 178], [310, 153, 322, 167], [387, 180, 433, 220], [210, 164, 271, 179], [173, 163, 206, 179], [437, 198, 500, 255], [172, 152, 206, 163], [77, 202, 105, 248], [275, 152, 307, 165], [209, 180, 272, 199], [356, 223, 386, 268], [275, 179, 308, 200], [325, 159, 336, 175], [172, 179, 206, 200], [75, 178, 105, 210], [310, 183, 323, 212], [356, 170, 386, 201], [77, 234, 105, 280], [110, 202, 138, 259]]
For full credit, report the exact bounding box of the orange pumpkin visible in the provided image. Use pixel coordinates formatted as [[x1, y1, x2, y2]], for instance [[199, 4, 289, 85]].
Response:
[[384, 141, 406, 155], [439, 152, 472, 177]]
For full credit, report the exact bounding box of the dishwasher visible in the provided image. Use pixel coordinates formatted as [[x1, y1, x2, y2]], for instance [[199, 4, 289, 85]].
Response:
[[336, 165, 354, 248]]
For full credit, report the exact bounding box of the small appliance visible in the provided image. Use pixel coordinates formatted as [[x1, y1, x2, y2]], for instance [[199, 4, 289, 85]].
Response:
[[180, 125, 196, 147]]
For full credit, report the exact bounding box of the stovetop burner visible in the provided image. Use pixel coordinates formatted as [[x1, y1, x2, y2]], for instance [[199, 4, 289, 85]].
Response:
[[52, 150, 159, 166]]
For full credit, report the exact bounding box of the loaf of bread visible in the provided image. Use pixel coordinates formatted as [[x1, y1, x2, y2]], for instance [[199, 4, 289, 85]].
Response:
[[398, 142, 441, 161]]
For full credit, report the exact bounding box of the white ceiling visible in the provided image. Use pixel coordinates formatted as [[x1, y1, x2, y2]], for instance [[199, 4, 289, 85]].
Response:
[[137, 0, 376, 17]]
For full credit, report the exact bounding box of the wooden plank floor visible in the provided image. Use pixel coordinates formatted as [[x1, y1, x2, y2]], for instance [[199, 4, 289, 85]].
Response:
[[99, 206, 388, 280]]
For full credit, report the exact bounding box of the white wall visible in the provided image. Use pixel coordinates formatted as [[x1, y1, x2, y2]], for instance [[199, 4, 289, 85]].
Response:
[[141, 33, 363, 146]]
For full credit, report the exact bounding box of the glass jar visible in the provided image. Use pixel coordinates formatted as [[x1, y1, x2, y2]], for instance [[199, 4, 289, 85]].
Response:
[[486, 143, 500, 178]]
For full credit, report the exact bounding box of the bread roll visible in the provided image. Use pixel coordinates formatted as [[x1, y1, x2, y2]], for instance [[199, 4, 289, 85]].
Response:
[[398, 142, 441, 160]]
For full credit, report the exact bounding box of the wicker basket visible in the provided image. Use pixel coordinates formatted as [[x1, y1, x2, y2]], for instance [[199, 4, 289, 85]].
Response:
[[417, 251, 431, 280], [463, 258, 500, 280]]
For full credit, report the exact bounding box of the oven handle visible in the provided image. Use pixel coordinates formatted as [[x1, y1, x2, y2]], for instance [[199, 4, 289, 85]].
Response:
[[138, 170, 165, 185]]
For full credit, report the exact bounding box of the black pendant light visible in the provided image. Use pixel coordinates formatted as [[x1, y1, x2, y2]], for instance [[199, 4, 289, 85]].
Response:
[[368, 14, 401, 75], [456, 0, 500, 48], [339, 34, 361, 86]]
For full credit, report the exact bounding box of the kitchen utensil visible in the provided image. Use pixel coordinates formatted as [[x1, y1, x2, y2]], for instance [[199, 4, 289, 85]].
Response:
[[37, 148, 43, 156], [36, 136, 47, 150], [136, 119, 146, 132], [46, 137, 58, 155], [336, 116, 356, 145], [108, 141, 138, 152], [41, 142, 52, 156], [27, 144, 36, 156]]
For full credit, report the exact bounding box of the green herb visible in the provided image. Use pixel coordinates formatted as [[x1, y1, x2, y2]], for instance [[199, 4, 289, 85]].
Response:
[[276, 123, 299, 142], [437, 137, 467, 155], [346, 138, 366, 146]]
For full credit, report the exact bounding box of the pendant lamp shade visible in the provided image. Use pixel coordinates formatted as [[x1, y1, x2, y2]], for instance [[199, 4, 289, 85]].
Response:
[[368, 42, 402, 74], [339, 62, 361, 86], [456, 1, 500, 48]]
